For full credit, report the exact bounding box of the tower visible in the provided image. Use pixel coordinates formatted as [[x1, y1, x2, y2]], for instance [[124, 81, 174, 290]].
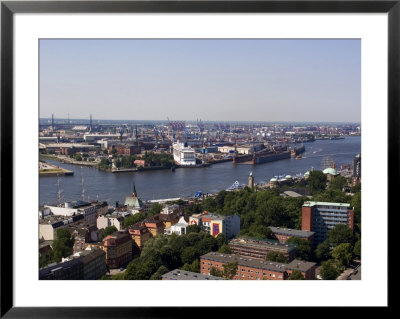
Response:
[[248, 172, 254, 189]]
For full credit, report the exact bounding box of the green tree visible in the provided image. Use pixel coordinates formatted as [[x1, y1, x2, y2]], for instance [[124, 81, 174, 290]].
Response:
[[216, 233, 227, 248], [315, 240, 331, 261], [353, 239, 361, 259], [288, 270, 305, 280], [114, 158, 122, 168], [51, 229, 74, 262], [222, 261, 238, 280], [331, 243, 353, 267], [181, 259, 200, 273], [351, 191, 361, 234], [181, 246, 200, 265], [327, 224, 354, 247], [351, 182, 361, 193], [73, 153, 82, 161], [123, 213, 145, 228], [286, 237, 313, 261], [147, 203, 163, 217], [217, 243, 232, 254], [329, 175, 348, 190], [308, 170, 327, 195], [149, 265, 169, 280], [102, 226, 118, 238], [265, 251, 288, 263], [186, 224, 201, 234], [210, 266, 224, 278], [320, 259, 343, 280]]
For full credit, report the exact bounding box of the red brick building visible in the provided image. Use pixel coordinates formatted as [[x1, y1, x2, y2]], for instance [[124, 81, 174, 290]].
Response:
[[200, 252, 316, 280], [229, 237, 297, 262], [268, 227, 315, 245], [103, 230, 133, 269]]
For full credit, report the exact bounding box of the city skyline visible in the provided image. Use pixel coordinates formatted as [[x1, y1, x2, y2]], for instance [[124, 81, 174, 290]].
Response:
[[40, 39, 361, 122]]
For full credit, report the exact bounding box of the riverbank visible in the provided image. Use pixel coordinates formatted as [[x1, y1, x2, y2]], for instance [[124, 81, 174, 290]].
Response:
[[39, 162, 74, 176]]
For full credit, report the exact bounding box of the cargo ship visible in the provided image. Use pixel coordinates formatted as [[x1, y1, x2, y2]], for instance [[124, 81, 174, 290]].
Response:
[[290, 144, 305, 156]]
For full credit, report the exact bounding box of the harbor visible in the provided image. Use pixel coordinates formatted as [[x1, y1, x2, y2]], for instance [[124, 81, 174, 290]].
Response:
[[39, 136, 360, 206]]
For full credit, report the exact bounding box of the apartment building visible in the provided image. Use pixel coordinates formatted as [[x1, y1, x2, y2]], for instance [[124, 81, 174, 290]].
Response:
[[189, 211, 240, 239], [103, 230, 133, 269], [269, 226, 315, 245], [229, 237, 297, 262], [302, 201, 354, 245], [200, 252, 316, 280]]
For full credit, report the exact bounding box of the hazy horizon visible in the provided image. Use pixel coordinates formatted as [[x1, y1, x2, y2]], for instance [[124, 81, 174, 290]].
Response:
[[40, 39, 361, 122]]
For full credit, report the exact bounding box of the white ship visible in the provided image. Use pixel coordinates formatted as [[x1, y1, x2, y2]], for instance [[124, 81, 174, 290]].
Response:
[[173, 142, 196, 166]]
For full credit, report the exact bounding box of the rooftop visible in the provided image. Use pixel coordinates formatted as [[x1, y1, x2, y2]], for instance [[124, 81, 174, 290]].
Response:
[[303, 201, 351, 208], [269, 227, 315, 238], [229, 237, 296, 253], [162, 269, 222, 280], [201, 252, 288, 273]]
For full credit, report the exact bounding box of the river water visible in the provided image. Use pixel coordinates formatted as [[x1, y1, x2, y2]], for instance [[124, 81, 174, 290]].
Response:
[[39, 136, 360, 206]]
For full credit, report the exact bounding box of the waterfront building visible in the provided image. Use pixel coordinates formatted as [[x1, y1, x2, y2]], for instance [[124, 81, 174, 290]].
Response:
[[269, 226, 315, 245], [172, 142, 196, 166], [103, 230, 133, 269], [189, 212, 240, 239], [164, 216, 189, 236], [200, 252, 316, 280], [162, 269, 222, 280], [301, 201, 354, 245], [229, 237, 297, 262], [43, 143, 98, 155]]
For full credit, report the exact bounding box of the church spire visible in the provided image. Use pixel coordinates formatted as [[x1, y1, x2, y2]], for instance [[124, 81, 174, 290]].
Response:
[[132, 183, 137, 197]]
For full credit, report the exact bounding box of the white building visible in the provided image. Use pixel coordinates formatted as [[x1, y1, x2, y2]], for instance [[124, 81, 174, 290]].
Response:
[[45, 201, 106, 226], [164, 216, 189, 236], [97, 214, 125, 231], [189, 212, 240, 239]]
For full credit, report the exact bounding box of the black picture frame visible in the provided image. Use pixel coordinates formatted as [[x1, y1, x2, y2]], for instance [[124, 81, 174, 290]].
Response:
[[1, 0, 395, 317]]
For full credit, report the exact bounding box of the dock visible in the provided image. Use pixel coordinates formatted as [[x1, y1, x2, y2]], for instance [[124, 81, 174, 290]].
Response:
[[39, 162, 74, 176]]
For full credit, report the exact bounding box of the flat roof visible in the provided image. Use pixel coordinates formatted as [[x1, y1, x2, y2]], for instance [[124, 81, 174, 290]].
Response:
[[283, 191, 304, 198], [269, 227, 315, 238], [162, 269, 222, 280], [201, 252, 287, 273], [229, 238, 296, 252], [303, 201, 351, 208], [201, 252, 316, 273]]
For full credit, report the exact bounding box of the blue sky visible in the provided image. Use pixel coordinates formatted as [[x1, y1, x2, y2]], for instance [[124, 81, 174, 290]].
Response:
[[39, 39, 360, 122]]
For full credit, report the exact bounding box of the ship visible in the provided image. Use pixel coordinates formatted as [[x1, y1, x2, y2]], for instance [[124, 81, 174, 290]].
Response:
[[226, 181, 243, 191], [290, 144, 306, 156], [172, 142, 196, 166]]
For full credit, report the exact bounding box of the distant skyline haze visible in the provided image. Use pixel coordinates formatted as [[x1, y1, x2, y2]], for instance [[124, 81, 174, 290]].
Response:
[[39, 39, 361, 122]]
